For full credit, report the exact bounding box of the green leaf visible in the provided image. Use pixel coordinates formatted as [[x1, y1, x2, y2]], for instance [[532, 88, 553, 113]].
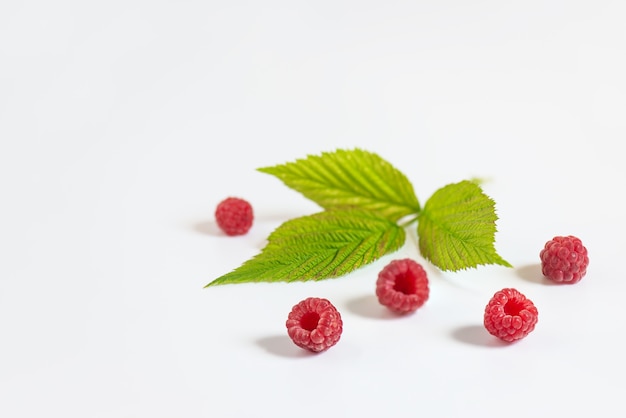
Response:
[[206, 209, 405, 286], [417, 180, 512, 271], [258, 148, 420, 222]]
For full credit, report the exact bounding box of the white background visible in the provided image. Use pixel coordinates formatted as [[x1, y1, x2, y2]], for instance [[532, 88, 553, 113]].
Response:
[[1, 1, 625, 417]]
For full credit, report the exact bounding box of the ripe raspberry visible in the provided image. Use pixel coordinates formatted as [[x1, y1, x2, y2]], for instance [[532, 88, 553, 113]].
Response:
[[540, 235, 588, 284], [483, 288, 538, 342], [376, 258, 429, 314], [214, 197, 253, 236], [286, 297, 343, 353]]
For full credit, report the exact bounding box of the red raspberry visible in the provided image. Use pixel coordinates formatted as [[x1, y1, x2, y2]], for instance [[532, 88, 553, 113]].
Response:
[[375, 258, 429, 314], [286, 297, 343, 353], [540, 235, 588, 284], [214, 197, 253, 236], [483, 288, 538, 342]]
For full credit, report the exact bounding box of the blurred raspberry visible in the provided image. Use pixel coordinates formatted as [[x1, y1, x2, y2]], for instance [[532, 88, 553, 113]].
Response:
[[376, 258, 429, 314], [215, 197, 253, 236]]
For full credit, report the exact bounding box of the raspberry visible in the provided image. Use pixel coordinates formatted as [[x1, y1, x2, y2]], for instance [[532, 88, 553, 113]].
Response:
[[375, 258, 429, 314], [286, 297, 343, 353], [214, 197, 253, 236], [540, 235, 588, 284], [483, 288, 538, 342]]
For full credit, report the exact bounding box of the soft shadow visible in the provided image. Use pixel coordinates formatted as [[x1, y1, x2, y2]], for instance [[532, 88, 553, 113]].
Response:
[[346, 295, 401, 320], [192, 220, 268, 249], [256, 335, 314, 358], [193, 221, 221, 236], [452, 325, 510, 348], [192, 210, 307, 236], [516, 263, 556, 285]]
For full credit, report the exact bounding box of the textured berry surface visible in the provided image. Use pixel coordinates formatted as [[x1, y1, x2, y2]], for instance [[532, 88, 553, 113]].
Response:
[[540, 235, 588, 284], [484, 288, 538, 342], [286, 297, 343, 353], [376, 258, 429, 314], [215, 197, 253, 236]]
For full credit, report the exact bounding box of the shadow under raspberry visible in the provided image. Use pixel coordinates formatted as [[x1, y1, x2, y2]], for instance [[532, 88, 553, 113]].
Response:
[[452, 325, 511, 347], [256, 335, 316, 358], [345, 294, 409, 320], [515, 263, 558, 285], [192, 220, 221, 236]]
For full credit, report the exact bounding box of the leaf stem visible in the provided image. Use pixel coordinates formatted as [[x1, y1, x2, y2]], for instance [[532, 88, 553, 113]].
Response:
[[399, 214, 419, 228]]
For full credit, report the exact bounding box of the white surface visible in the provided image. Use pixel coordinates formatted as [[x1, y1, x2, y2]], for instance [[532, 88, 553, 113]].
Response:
[[1, 1, 625, 417]]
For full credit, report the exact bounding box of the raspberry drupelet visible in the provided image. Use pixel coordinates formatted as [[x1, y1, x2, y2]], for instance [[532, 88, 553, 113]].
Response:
[[540, 235, 588, 284], [483, 288, 538, 342], [214, 197, 254, 236], [286, 297, 343, 353], [376, 258, 430, 314]]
